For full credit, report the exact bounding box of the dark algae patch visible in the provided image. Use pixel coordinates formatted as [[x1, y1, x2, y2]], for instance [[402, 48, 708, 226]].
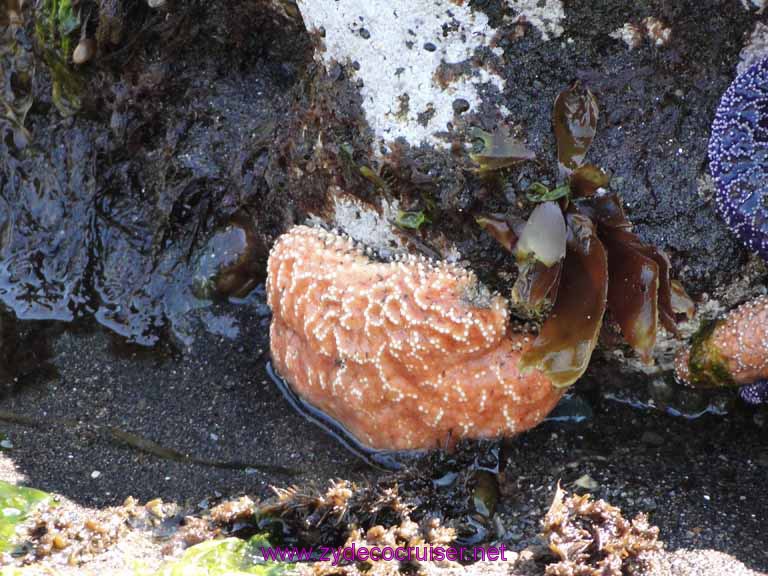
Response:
[[0, 0, 311, 346]]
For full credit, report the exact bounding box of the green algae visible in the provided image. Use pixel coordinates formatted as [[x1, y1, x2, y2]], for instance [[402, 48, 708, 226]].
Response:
[[154, 535, 293, 576], [526, 182, 570, 204], [0, 481, 51, 553], [395, 209, 429, 230], [34, 0, 84, 115], [685, 320, 737, 389]]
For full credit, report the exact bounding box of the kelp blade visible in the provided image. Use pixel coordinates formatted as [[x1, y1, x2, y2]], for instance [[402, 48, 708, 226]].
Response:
[[520, 213, 608, 388], [553, 81, 598, 177], [602, 228, 660, 364], [470, 127, 535, 171]]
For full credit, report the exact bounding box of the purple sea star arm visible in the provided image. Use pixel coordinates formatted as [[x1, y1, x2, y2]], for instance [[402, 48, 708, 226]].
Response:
[[708, 57, 768, 261]]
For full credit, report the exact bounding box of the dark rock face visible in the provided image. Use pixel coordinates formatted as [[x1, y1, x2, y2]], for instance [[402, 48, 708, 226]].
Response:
[[709, 56, 768, 262], [0, 0, 311, 345]]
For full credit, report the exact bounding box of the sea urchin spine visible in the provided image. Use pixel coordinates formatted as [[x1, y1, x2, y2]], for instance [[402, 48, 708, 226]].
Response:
[[267, 226, 562, 451]]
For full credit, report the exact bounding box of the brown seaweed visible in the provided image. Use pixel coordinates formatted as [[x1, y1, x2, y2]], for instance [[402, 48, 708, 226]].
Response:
[[470, 126, 536, 172], [520, 213, 608, 388], [511, 259, 563, 318], [476, 215, 517, 252], [553, 81, 598, 177], [569, 164, 609, 198], [542, 485, 663, 576], [602, 228, 660, 363]]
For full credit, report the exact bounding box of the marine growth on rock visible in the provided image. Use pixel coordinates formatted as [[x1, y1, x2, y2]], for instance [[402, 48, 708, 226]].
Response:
[[708, 56, 768, 261], [266, 226, 562, 451], [675, 295, 768, 399]]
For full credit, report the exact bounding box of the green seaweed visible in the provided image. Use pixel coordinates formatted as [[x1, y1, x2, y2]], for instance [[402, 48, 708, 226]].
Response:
[[154, 535, 293, 576], [526, 182, 570, 203], [359, 165, 389, 191], [395, 209, 430, 230], [686, 320, 737, 389], [34, 0, 84, 115], [0, 481, 51, 553]]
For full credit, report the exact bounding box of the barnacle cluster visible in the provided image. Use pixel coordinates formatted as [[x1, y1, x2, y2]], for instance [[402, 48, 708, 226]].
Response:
[[477, 81, 694, 388]]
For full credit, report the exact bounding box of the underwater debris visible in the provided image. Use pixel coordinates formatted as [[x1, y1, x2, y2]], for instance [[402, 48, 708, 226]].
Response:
[[267, 226, 562, 451], [675, 295, 768, 397], [541, 485, 663, 576], [18, 496, 141, 564], [257, 479, 433, 549], [708, 56, 768, 262]]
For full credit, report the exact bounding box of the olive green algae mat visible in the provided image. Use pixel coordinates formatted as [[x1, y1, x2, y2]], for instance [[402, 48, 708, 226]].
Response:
[[0, 480, 291, 575]]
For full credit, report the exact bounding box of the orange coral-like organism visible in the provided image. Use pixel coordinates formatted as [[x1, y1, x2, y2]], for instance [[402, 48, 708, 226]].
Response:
[[675, 295, 768, 387], [267, 226, 562, 451]]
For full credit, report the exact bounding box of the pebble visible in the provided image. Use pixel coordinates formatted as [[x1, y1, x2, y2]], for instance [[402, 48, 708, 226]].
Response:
[[453, 98, 470, 114]]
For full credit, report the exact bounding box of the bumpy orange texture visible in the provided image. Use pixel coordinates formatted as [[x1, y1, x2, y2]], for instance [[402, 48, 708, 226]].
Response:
[[267, 226, 562, 451], [675, 295, 768, 386]]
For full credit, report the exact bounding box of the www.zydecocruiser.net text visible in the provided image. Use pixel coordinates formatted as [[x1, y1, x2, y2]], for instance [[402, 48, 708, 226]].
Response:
[[261, 544, 513, 565]]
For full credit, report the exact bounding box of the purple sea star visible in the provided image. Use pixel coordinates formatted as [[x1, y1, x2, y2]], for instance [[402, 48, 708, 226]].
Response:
[[708, 57, 768, 261], [739, 379, 768, 405]]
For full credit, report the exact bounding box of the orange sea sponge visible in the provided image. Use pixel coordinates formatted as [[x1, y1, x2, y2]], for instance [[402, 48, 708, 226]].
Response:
[[267, 225, 562, 451], [675, 295, 768, 388]]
